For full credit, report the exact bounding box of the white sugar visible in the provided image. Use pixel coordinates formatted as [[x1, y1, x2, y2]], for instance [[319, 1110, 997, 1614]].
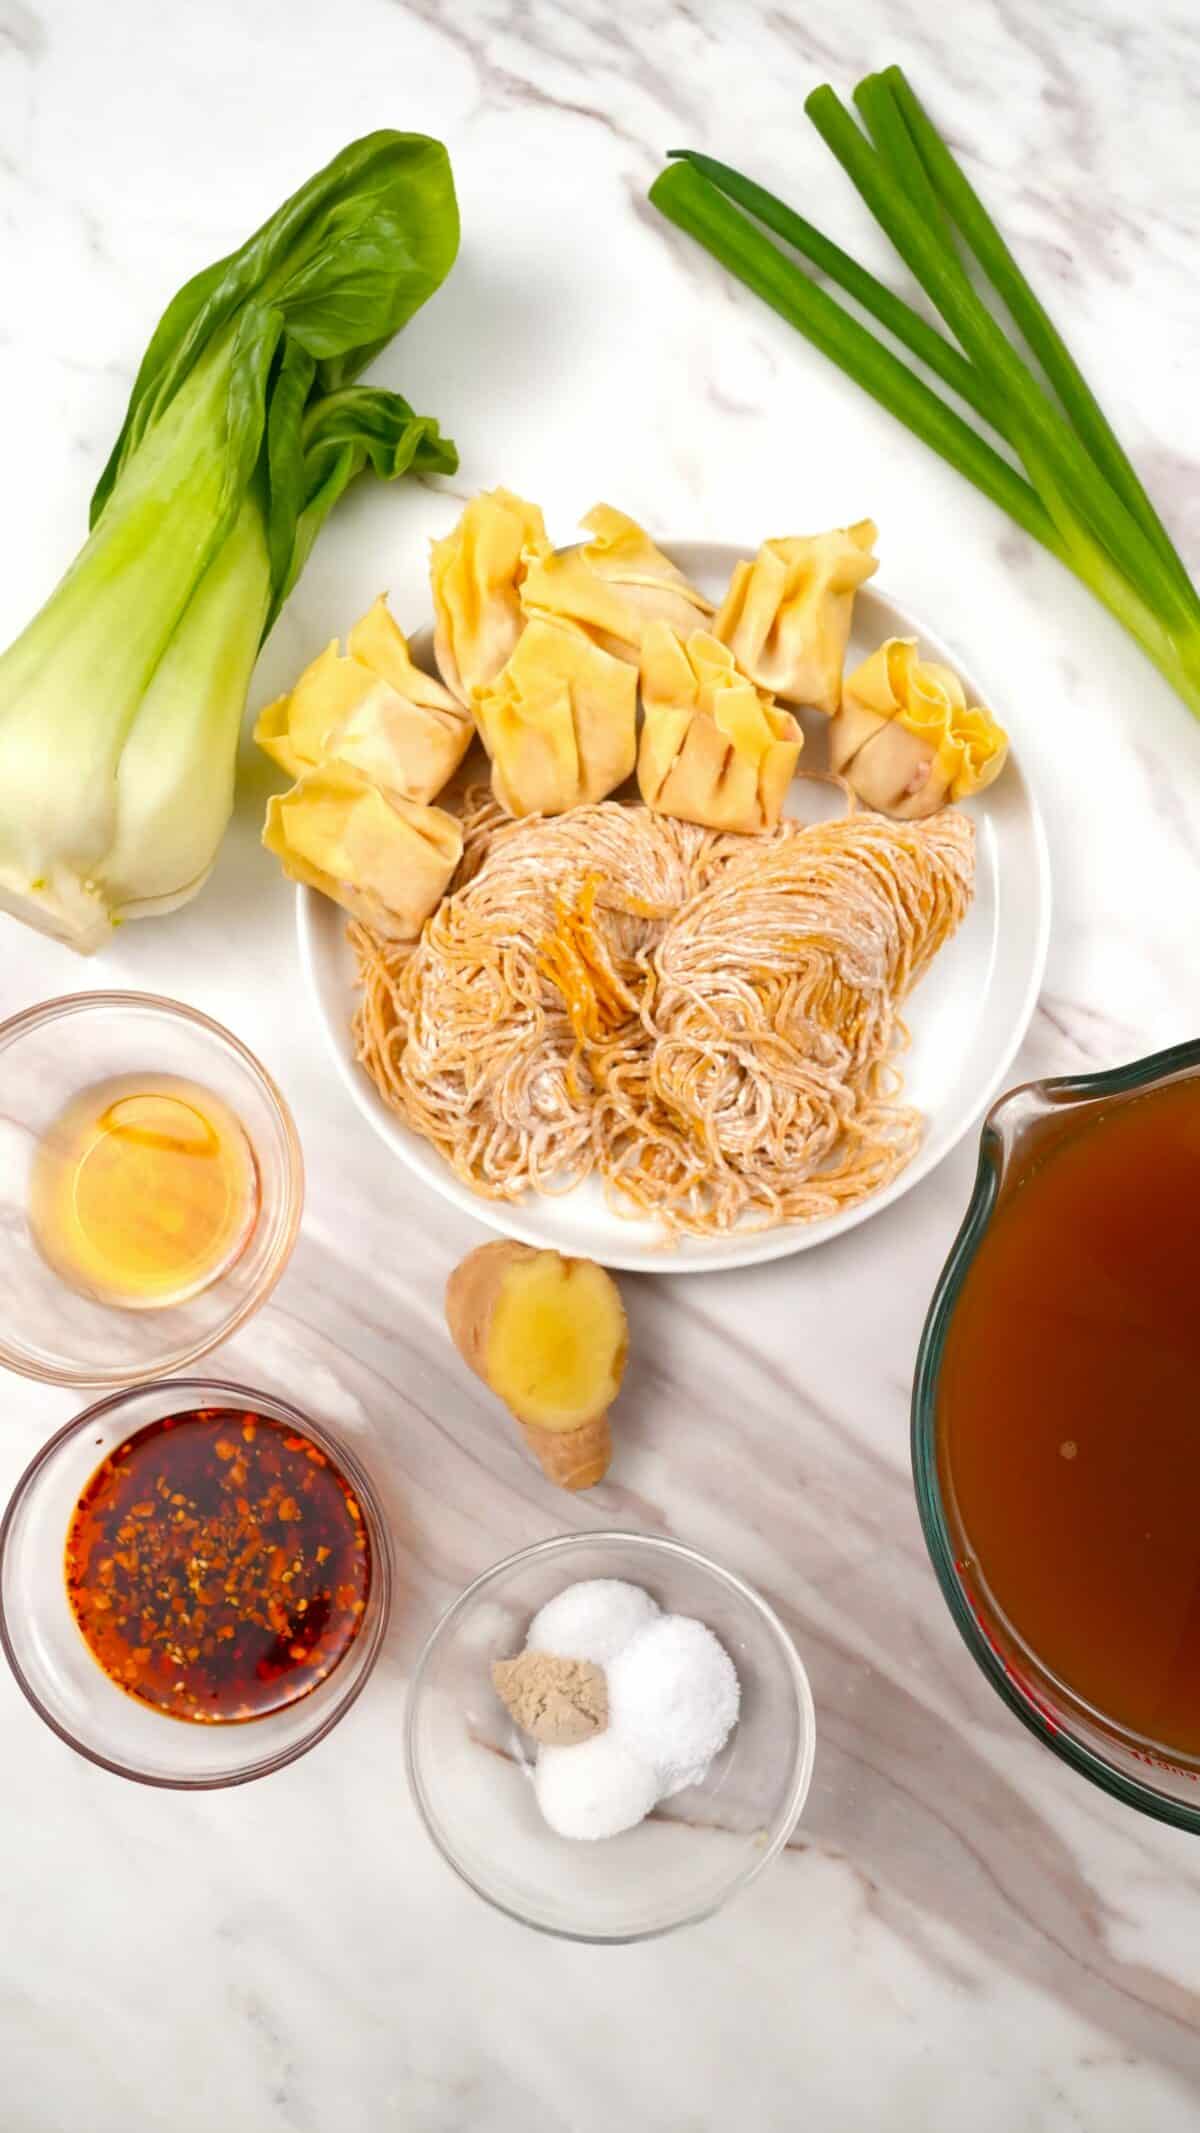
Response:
[[526, 1578, 659, 1668], [517, 1580, 741, 1840], [534, 1733, 659, 1841], [607, 1614, 740, 1793]]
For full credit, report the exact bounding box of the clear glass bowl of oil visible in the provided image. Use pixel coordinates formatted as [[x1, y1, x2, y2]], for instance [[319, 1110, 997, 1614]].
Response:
[[0, 993, 304, 1385]]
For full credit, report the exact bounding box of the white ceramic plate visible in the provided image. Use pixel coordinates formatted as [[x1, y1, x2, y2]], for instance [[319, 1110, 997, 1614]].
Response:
[[297, 541, 1050, 1274]]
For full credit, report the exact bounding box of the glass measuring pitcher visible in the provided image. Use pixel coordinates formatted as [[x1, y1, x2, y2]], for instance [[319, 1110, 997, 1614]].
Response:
[[912, 1037, 1200, 1831]]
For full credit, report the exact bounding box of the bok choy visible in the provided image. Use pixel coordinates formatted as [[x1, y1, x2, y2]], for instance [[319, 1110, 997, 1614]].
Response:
[[0, 132, 460, 951]]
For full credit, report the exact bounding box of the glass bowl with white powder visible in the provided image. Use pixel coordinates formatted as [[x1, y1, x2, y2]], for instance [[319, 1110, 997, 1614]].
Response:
[[404, 1530, 815, 1942]]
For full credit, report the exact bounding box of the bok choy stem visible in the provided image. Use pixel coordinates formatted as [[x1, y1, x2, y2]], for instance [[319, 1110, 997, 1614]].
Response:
[[0, 131, 461, 951]]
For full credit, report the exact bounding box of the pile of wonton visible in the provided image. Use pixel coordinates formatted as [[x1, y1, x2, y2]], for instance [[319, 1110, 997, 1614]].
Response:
[[256, 490, 1008, 939]]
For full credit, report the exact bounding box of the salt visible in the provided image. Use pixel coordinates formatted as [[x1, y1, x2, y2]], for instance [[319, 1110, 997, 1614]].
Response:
[[516, 1581, 742, 1841], [534, 1732, 659, 1841], [526, 1578, 659, 1668], [607, 1614, 740, 1792]]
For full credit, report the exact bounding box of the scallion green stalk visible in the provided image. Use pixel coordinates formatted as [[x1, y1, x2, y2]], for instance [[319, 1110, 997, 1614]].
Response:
[[650, 161, 1057, 547], [852, 72, 952, 249], [881, 65, 1192, 599], [666, 150, 995, 430], [650, 82, 1200, 724], [803, 85, 1199, 634]]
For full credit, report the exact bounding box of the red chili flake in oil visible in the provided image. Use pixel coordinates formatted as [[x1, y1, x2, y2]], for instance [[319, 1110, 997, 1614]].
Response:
[[64, 1407, 371, 1724]]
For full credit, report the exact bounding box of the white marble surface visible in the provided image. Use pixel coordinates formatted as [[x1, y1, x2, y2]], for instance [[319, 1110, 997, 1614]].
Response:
[[3, 0, 1200, 2124]]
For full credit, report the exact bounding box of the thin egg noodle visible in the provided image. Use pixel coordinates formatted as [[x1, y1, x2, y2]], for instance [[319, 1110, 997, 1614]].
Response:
[[351, 786, 974, 1236]]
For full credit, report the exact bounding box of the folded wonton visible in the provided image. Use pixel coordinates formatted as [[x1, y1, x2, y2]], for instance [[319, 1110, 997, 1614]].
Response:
[[263, 762, 462, 939], [830, 637, 1009, 818], [474, 618, 638, 817], [255, 597, 473, 805], [430, 487, 550, 703], [520, 503, 713, 663], [637, 624, 802, 834], [713, 521, 878, 713]]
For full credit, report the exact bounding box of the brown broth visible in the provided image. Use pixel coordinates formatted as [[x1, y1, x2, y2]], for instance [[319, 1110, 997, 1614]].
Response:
[[937, 1075, 1200, 1759], [65, 1407, 370, 1724]]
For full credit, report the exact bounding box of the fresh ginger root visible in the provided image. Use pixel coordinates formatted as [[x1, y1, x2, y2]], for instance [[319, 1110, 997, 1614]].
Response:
[[445, 1241, 628, 1489]]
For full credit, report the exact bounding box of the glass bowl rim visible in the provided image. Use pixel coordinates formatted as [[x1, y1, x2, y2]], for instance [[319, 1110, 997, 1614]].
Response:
[[0, 989, 305, 1386], [0, 1374, 393, 1789], [404, 1527, 817, 1943], [912, 1035, 1200, 1834]]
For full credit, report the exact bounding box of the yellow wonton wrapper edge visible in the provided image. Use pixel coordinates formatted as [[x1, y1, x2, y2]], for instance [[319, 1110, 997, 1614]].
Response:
[[254, 596, 472, 806], [713, 520, 878, 714], [429, 487, 550, 705], [263, 761, 462, 939], [520, 504, 714, 663], [474, 618, 638, 816], [830, 637, 1009, 819], [637, 623, 802, 834]]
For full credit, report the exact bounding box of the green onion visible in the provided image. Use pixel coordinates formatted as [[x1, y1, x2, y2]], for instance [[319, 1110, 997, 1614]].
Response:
[[651, 77, 1200, 722], [881, 66, 1189, 593], [650, 162, 1057, 548], [804, 85, 1195, 631], [852, 71, 951, 249], [666, 150, 994, 431]]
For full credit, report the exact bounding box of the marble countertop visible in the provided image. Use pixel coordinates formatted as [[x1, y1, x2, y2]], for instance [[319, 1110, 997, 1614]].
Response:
[[4, 0, 1200, 2125]]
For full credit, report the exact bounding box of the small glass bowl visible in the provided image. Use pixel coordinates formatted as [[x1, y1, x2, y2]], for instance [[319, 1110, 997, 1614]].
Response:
[[0, 1378, 392, 1787], [405, 1531, 815, 1942], [0, 992, 303, 1385]]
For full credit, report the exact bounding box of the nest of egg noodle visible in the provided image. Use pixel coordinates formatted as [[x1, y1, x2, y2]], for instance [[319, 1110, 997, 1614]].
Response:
[[350, 786, 974, 1237]]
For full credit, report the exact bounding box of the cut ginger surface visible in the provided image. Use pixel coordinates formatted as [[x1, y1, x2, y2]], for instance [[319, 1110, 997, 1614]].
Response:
[[445, 1242, 629, 1489], [486, 1250, 627, 1433]]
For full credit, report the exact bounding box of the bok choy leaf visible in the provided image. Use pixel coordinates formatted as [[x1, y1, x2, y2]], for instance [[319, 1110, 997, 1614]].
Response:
[[0, 130, 460, 951]]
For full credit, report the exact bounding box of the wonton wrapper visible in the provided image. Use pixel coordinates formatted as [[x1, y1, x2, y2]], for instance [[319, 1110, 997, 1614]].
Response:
[[474, 619, 637, 817], [263, 762, 462, 939], [637, 624, 802, 834], [713, 521, 878, 713], [830, 638, 1009, 818], [520, 503, 713, 662], [255, 597, 472, 804], [430, 487, 550, 704]]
